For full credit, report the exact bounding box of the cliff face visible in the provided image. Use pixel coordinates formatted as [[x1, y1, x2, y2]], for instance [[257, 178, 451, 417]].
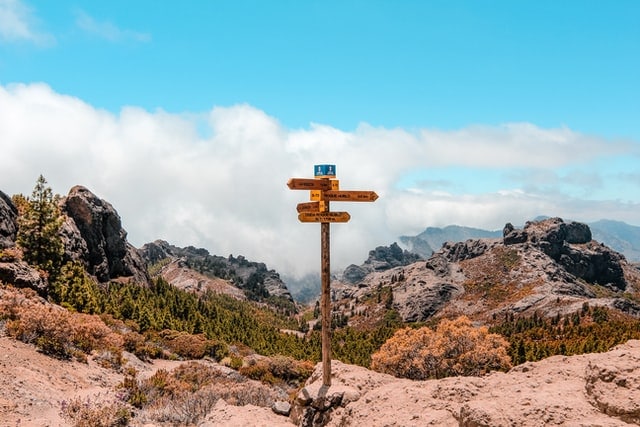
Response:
[[60, 186, 149, 285], [334, 218, 640, 323]]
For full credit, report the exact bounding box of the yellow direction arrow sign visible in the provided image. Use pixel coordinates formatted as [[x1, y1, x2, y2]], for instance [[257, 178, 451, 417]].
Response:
[[323, 190, 378, 202], [296, 201, 320, 213], [298, 211, 351, 223], [287, 178, 331, 191]]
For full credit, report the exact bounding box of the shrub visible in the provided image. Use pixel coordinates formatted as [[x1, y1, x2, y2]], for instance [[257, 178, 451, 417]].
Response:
[[59, 394, 132, 427], [3, 290, 124, 362], [238, 355, 314, 386], [371, 316, 511, 380]]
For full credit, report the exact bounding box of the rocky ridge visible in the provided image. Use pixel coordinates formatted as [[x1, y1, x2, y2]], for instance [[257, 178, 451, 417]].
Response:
[[140, 240, 294, 304], [334, 218, 640, 323]]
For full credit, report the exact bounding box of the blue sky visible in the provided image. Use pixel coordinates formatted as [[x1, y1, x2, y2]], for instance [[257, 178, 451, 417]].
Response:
[[1, 0, 639, 276]]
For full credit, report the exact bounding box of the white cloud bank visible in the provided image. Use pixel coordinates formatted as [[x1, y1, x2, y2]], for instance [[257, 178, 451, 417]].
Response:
[[1, 83, 639, 277]]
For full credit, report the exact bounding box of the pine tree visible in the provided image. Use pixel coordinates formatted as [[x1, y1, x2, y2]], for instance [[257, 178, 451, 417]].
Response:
[[55, 261, 100, 314], [16, 175, 65, 282]]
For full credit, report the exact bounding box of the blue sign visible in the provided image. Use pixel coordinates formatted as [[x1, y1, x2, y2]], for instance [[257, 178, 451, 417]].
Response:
[[314, 164, 336, 178]]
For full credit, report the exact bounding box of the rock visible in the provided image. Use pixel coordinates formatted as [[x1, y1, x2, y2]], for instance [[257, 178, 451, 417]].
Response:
[[272, 401, 291, 416], [425, 253, 449, 277], [61, 186, 149, 284], [291, 381, 353, 427], [341, 243, 423, 285], [584, 349, 640, 424], [342, 264, 368, 284], [0, 191, 18, 249], [503, 222, 528, 245], [439, 239, 496, 262], [399, 282, 460, 323], [139, 240, 174, 265], [0, 261, 46, 293]]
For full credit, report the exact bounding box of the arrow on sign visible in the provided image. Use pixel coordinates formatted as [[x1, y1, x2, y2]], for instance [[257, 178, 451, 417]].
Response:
[[296, 201, 320, 213], [323, 190, 378, 202], [287, 178, 331, 191], [298, 211, 351, 223]]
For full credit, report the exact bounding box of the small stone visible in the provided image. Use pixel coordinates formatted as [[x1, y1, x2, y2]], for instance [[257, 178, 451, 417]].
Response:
[[272, 401, 291, 416]]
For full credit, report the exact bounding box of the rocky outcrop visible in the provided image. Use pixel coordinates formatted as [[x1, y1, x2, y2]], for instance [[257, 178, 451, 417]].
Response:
[[503, 217, 626, 290], [0, 191, 18, 249], [61, 186, 149, 284], [342, 243, 422, 284], [289, 340, 640, 427], [439, 238, 498, 262]]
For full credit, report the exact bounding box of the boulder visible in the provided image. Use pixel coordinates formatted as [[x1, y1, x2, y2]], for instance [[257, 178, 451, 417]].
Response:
[[503, 222, 528, 245], [342, 264, 368, 285], [0, 261, 46, 293], [439, 239, 495, 262]]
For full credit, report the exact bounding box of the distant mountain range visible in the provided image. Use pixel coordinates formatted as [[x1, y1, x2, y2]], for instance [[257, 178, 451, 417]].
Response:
[[400, 218, 640, 263]]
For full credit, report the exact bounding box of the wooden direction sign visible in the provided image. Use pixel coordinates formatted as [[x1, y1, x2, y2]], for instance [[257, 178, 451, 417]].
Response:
[[323, 190, 378, 202], [296, 201, 320, 213], [298, 211, 351, 223], [287, 178, 331, 191], [288, 164, 377, 388]]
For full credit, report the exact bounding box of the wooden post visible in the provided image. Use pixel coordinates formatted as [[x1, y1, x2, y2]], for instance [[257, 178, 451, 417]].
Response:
[[288, 165, 377, 387], [320, 220, 331, 386]]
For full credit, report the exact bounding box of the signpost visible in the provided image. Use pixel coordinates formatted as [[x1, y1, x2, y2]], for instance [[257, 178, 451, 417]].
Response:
[[298, 211, 351, 223], [288, 165, 378, 387]]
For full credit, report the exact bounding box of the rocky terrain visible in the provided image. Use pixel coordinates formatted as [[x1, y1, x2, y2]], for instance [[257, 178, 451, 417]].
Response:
[[1, 332, 639, 426], [334, 218, 640, 323], [140, 240, 294, 304]]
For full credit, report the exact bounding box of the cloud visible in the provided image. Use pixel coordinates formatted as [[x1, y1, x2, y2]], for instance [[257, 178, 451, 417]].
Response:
[[1, 82, 639, 278], [0, 0, 54, 45], [75, 10, 150, 43]]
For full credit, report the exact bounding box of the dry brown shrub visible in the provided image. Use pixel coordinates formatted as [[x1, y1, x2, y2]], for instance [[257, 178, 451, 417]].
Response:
[[60, 393, 132, 427], [371, 316, 512, 380], [239, 354, 313, 386], [130, 361, 283, 425], [2, 288, 125, 363], [165, 332, 208, 359]]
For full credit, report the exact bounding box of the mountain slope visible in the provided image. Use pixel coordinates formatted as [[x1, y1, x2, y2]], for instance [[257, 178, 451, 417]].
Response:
[[335, 218, 640, 324], [140, 240, 296, 312]]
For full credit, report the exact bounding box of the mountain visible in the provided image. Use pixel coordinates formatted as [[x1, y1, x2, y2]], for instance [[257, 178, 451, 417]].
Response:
[[335, 217, 640, 324], [140, 240, 295, 310], [400, 219, 640, 263]]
